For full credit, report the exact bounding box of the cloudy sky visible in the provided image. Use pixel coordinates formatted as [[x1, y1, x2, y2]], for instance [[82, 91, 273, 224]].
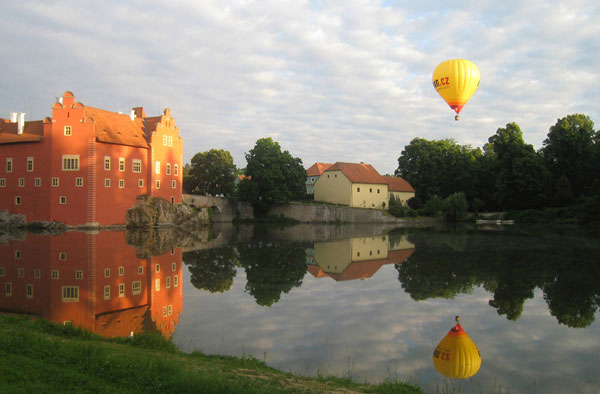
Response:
[[2, 1, 599, 174]]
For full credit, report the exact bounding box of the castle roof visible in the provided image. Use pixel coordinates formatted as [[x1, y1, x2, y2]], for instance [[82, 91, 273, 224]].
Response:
[[324, 162, 387, 185], [383, 176, 415, 193]]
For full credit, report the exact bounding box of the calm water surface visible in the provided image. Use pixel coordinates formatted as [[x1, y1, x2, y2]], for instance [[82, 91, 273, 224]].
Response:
[[1, 224, 599, 394]]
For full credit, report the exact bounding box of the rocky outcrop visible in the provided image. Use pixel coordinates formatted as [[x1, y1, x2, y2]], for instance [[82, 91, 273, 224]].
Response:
[[126, 195, 210, 230], [126, 227, 211, 258], [0, 210, 27, 230]]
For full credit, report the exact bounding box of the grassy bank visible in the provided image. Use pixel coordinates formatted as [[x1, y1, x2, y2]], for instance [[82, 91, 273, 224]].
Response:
[[0, 315, 423, 394]]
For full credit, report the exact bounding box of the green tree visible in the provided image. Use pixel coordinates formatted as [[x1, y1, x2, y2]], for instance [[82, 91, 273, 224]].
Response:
[[542, 114, 597, 198], [488, 123, 548, 209], [238, 138, 305, 213], [183, 247, 239, 293], [188, 149, 237, 197], [444, 192, 469, 222]]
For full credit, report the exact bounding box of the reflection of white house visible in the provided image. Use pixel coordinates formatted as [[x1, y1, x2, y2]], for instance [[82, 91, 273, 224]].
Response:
[[308, 235, 414, 281], [314, 162, 389, 209], [306, 162, 332, 194], [383, 176, 415, 207]]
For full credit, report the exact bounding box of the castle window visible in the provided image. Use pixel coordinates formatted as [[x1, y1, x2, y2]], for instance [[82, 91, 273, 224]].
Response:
[[163, 135, 168, 146], [75, 177, 83, 187], [35, 178, 41, 187], [105, 178, 110, 188], [174, 164, 179, 176], [62, 286, 79, 302], [59, 252, 67, 260], [168, 136, 173, 147], [18, 268, 24, 277], [27, 157, 34, 172], [163, 307, 167, 317], [132, 281, 142, 295], [6, 282, 12, 297], [155, 161, 160, 174], [132, 159, 142, 173], [104, 156, 111, 171], [15, 250, 21, 259], [166, 276, 171, 288], [168, 305, 173, 315], [172, 263, 176, 272], [155, 180, 160, 189], [104, 285, 110, 300], [52, 178, 59, 187], [0, 267, 4, 277], [119, 179, 125, 188], [174, 275, 178, 287], [0, 178, 5, 187], [138, 179, 144, 188], [51, 270, 59, 279], [119, 267, 124, 276], [64, 126, 72, 136], [166, 163, 171, 175], [76, 271, 83, 280], [34, 269, 40, 278], [59, 196, 67, 205], [18, 178, 25, 187], [119, 158, 125, 172], [15, 196, 22, 205], [104, 268, 110, 278], [6, 158, 13, 172], [138, 266, 143, 275], [357, 187, 360, 192], [155, 278, 160, 291], [119, 283, 125, 297], [172, 180, 176, 189], [155, 264, 160, 273], [26, 284, 33, 299]]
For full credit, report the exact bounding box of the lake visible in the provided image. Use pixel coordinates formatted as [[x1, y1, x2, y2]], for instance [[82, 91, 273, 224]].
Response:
[[1, 223, 599, 393]]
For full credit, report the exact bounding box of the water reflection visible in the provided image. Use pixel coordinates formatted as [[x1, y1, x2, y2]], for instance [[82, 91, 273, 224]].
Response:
[[309, 234, 414, 281], [0, 231, 183, 338]]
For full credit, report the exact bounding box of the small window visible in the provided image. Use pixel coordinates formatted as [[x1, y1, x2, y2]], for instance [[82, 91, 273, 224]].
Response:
[[163, 306, 167, 317], [62, 286, 79, 302], [0, 178, 5, 187], [52, 178, 59, 187], [15, 250, 21, 259], [357, 252, 360, 257], [174, 275, 178, 288], [357, 187, 360, 192], [62, 155, 80, 171], [166, 276, 171, 288], [104, 268, 110, 278], [119, 179, 125, 188], [174, 164, 179, 176], [35, 178, 41, 187], [6, 282, 12, 296], [18, 268, 24, 277], [76, 270, 83, 280], [172, 180, 176, 189], [370, 188, 372, 193], [311, 177, 315, 182], [6, 158, 13, 173], [18, 178, 25, 187], [155, 264, 160, 273], [155, 180, 160, 189], [138, 266, 144, 275], [119, 158, 125, 172], [59, 252, 67, 260], [105, 178, 110, 188], [64, 126, 72, 136], [155, 278, 160, 291], [132, 281, 142, 295], [155, 161, 160, 174], [168, 136, 173, 147], [104, 156, 111, 171], [26, 284, 33, 299], [335, 174, 337, 178], [34, 269, 40, 278], [377, 189, 380, 194], [59, 196, 67, 205], [104, 285, 110, 300], [27, 157, 34, 172], [138, 179, 144, 188], [163, 135, 168, 146], [119, 283, 125, 297], [51, 270, 59, 279], [132, 159, 142, 173], [119, 266, 124, 276], [76, 177, 83, 187], [15, 196, 22, 205], [166, 163, 171, 175], [171, 263, 176, 272], [0, 267, 5, 277]]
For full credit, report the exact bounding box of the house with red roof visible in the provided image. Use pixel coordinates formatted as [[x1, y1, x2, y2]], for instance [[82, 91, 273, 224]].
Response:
[[305, 162, 332, 194], [314, 162, 389, 209], [383, 176, 415, 207], [0, 91, 183, 226]]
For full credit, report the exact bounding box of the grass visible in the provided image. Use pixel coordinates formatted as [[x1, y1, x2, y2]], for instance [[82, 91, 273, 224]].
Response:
[[0, 314, 423, 394]]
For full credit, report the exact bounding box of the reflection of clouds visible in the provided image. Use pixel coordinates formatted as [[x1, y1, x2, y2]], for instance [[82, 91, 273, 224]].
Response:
[[173, 266, 600, 394]]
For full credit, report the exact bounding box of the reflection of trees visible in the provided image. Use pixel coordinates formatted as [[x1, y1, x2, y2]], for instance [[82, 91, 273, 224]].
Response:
[[183, 247, 238, 293], [395, 228, 600, 327], [237, 241, 308, 307]]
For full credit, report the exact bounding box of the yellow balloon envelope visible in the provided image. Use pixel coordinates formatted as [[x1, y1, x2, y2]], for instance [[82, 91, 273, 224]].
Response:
[[432, 59, 480, 120], [432, 317, 481, 379]]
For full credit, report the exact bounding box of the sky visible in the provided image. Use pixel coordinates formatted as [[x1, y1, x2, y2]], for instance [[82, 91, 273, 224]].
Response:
[[1, 1, 599, 175]]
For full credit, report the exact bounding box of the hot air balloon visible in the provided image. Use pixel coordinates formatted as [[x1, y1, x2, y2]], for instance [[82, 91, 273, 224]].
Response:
[[432, 59, 480, 121], [432, 316, 481, 379]]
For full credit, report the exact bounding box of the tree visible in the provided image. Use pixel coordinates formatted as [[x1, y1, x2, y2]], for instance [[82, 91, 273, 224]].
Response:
[[542, 114, 597, 198], [444, 192, 469, 222], [187, 149, 237, 197], [238, 138, 306, 213], [183, 247, 239, 293]]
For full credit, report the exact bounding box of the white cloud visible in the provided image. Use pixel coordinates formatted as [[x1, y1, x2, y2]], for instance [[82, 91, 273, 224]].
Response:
[[1, 0, 599, 174]]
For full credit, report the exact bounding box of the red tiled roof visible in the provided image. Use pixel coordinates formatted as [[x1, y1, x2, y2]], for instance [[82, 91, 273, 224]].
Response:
[[0, 120, 44, 144], [383, 176, 415, 193], [84, 106, 149, 148], [306, 162, 333, 176], [324, 162, 387, 185]]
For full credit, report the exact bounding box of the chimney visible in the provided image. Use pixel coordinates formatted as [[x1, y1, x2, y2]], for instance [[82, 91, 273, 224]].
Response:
[[17, 112, 25, 135], [130, 109, 136, 121], [10, 112, 17, 122]]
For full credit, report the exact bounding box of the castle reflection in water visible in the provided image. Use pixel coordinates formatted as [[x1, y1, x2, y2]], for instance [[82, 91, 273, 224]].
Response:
[[0, 231, 182, 338], [307, 234, 414, 281]]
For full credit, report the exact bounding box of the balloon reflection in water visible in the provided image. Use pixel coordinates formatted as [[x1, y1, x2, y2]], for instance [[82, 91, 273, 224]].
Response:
[[432, 316, 481, 379]]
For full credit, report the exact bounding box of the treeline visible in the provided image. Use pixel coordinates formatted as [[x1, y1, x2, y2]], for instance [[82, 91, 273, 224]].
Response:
[[395, 114, 600, 222]]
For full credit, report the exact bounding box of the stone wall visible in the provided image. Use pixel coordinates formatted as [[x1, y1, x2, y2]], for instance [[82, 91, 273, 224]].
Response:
[[182, 194, 253, 222]]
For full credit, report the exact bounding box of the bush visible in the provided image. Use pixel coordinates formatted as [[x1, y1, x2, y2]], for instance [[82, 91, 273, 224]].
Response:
[[407, 196, 422, 210], [423, 196, 445, 216]]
